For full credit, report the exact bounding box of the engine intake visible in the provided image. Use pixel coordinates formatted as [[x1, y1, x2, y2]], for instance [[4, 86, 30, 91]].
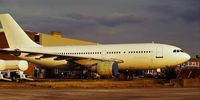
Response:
[[91, 61, 119, 77]]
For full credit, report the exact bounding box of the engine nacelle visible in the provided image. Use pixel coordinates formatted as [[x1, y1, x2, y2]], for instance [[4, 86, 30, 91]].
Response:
[[91, 62, 119, 77], [0, 60, 28, 71]]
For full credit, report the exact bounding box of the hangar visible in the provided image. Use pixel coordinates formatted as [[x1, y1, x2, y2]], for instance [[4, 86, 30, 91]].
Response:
[[0, 29, 97, 78]]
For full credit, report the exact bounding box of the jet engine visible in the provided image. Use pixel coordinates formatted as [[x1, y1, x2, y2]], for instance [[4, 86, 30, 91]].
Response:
[[91, 61, 119, 77], [0, 60, 28, 71]]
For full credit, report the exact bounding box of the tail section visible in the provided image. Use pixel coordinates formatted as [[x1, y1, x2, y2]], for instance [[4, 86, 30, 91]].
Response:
[[0, 14, 41, 48]]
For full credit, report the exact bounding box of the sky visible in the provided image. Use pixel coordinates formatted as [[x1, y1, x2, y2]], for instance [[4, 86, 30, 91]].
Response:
[[0, 0, 200, 57]]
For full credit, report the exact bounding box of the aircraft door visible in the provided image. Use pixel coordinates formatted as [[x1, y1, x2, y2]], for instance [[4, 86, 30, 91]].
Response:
[[152, 46, 164, 68], [156, 47, 163, 58], [101, 50, 107, 58]]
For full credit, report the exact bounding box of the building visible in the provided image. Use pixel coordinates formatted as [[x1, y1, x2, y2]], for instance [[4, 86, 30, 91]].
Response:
[[177, 58, 200, 79], [40, 31, 97, 46], [182, 58, 200, 67]]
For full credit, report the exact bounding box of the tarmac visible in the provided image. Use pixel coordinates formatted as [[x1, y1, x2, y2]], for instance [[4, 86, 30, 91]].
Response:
[[0, 88, 200, 100], [0, 79, 200, 100]]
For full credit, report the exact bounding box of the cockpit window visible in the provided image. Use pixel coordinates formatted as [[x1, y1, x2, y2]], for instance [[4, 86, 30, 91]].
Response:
[[173, 49, 183, 53]]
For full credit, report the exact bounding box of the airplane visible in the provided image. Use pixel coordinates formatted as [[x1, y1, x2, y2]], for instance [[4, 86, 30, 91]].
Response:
[[0, 14, 191, 77]]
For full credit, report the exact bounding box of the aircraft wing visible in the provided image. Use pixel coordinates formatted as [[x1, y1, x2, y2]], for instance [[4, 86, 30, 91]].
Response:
[[0, 49, 124, 63]]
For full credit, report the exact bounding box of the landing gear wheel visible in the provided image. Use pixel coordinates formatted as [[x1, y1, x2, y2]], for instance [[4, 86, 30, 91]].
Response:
[[11, 75, 21, 83], [15, 77, 20, 83]]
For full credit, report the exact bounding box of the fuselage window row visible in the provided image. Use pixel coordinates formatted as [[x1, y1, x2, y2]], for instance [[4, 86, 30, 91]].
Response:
[[128, 51, 152, 54], [56, 52, 102, 55], [55, 51, 152, 55]]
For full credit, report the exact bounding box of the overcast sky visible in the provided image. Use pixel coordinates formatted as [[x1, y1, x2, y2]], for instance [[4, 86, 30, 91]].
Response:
[[0, 0, 200, 56]]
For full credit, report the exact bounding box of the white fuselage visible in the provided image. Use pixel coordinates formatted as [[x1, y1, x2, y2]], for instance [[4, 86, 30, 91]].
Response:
[[18, 43, 190, 71]]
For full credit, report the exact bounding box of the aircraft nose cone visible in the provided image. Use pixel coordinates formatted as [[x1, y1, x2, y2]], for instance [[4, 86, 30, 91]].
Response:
[[183, 53, 191, 62]]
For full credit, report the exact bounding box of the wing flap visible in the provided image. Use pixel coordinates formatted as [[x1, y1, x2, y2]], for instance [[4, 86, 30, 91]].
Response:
[[25, 53, 42, 57]]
